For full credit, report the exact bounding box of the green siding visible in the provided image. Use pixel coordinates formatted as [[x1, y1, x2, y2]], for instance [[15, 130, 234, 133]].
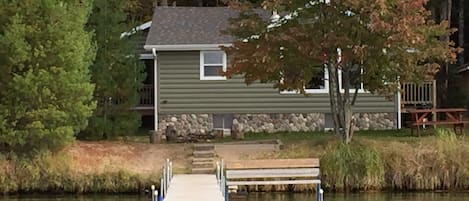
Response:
[[158, 51, 396, 114]]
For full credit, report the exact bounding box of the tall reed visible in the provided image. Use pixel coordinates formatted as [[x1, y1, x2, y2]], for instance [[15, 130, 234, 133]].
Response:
[[321, 143, 384, 191], [0, 152, 160, 194]]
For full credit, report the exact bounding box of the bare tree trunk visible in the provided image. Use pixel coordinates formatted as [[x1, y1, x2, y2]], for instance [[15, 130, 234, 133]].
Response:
[[328, 63, 342, 138], [161, 0, 168, 6], [458, 0, 465, 65], [342, 66, 353, 144], [328, 62, 355, 144]]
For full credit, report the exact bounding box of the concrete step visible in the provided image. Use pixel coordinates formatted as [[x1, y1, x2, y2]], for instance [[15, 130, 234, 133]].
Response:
[[193, 143, 215, 151], [193, 150, 215, 158], [192, 167, 215, 174], [192, 161, 215, 169]]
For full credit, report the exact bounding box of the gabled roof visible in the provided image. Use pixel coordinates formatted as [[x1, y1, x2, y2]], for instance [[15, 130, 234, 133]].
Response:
[[144, 7, 238, 50], [121, 21, 152, 38]]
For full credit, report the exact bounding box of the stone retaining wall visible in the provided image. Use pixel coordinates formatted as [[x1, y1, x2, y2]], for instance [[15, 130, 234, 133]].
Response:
[[232, 113, 325, 133], [157, 114, 212, 135], [157, 112, 396, 137], [352, 113, 396, 131]]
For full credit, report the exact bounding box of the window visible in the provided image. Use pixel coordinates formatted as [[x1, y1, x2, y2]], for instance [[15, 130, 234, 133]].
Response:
[[213, 114, 233, 129], [200, 51, 227, 80], [280, 67, 329, 94], [339, 65, 365, 92], [280, 66, 369, 94], [305, 67, 329, 93]]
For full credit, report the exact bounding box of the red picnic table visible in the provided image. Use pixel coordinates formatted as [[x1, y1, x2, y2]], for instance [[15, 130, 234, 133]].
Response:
[[407, 108, 469, 136]]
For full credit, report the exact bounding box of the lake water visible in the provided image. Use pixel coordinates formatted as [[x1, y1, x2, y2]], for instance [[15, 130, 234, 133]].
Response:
[[1, 193, 469, 201]]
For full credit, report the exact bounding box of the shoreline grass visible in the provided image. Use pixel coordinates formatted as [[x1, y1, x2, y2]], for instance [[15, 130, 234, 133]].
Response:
[[244, 128, 469, 192], [1, 128, 469, 194]]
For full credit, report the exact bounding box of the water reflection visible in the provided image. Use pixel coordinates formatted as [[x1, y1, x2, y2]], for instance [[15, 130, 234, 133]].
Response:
[[248, 192, 469, 201], [1, 193, 468, 201]]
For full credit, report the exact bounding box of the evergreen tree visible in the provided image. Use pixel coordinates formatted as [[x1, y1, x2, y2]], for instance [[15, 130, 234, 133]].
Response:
[[0, 0, 96, 154], [82, 0, 145, 139]]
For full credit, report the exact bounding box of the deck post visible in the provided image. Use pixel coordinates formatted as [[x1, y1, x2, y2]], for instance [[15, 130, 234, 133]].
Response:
[[397, 77, 402, 129], [432, 80, 437, 126]]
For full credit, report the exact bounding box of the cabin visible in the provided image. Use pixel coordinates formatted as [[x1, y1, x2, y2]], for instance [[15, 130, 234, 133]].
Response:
[[132, 6, 434, 136]]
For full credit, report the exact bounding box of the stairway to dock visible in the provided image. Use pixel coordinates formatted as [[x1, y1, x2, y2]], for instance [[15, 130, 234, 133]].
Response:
[[191, 144, 216, 174]]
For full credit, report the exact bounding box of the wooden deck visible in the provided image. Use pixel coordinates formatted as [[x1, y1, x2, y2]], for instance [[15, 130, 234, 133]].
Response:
[[164, 174, 224, 201]]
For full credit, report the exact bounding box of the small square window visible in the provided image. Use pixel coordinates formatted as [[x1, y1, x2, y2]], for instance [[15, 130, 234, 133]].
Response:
[[213, 113, 233, 129], [204, 66, 223, 76], [200, 51, 227, 80]]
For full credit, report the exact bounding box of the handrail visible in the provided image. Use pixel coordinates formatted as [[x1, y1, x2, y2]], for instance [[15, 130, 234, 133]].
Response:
[[401, 80, 436, 106], [216, 160, 227, 201], [158, 158, 172, 201], [139, 84, 154, 106]]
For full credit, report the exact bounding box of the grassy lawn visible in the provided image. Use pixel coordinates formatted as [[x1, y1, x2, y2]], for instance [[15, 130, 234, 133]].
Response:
[[120, 126, 469, 145], [235, 129, 419, 145]]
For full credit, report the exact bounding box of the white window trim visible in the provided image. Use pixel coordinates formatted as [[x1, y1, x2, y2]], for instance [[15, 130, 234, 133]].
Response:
[[305, 67, 329, 93], [338, 68, 368, 93], [280, 67, 329, 94], [200, 51, 227, 81], [280, 67, 370, 95]]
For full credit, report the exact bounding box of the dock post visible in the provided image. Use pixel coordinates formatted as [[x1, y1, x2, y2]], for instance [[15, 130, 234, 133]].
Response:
[[164, 167, 167, 197], [216, 161, 220, 182], [224, 176, 229, 201], [221, 160, 224, 180], [320, 188, 324, 201], [158, 189, 163, 201], [166, 159, 170, 186], [161, 177, 164, 199], [151, 185, 156, 201], [169, 161, 173, 182], [316, 183, 322, 201], [154, 190, 159, 201]]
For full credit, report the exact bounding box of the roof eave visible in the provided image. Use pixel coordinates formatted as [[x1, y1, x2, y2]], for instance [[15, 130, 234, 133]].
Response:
[[144, 44, 232, 51], [457, 64, 469, 74]]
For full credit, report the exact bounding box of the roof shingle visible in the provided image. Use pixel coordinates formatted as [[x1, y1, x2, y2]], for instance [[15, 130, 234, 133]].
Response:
[[145, 7, 239, 47]]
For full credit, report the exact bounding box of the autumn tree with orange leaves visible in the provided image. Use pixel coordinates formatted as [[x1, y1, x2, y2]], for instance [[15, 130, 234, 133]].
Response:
[[224, 0, 458, 143]]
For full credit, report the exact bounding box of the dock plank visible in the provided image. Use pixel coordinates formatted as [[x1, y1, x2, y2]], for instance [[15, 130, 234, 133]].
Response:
[[226, 168, 320, 179], [164, 174, 224, 201], [226, 158, 319, 169]]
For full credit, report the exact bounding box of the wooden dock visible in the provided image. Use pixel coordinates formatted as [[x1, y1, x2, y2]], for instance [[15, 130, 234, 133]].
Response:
[[164, 174, 224, 201], [157, 158, 322, 201]]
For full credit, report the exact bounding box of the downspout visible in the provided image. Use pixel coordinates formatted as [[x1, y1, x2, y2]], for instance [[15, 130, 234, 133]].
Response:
[[152, 48, 158, 131]]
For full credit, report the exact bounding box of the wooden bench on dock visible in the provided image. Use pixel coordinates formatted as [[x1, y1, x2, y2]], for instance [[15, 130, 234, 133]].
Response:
[[220, 158, 322, 201], [407, 108, 469, 136]]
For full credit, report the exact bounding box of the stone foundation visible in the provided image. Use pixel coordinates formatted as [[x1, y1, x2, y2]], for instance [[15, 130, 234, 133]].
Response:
[[158, 114, 212, 136], [232, 113, 325, 133], [352, 113, 396, 130], [157, 112, 396, 138]]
